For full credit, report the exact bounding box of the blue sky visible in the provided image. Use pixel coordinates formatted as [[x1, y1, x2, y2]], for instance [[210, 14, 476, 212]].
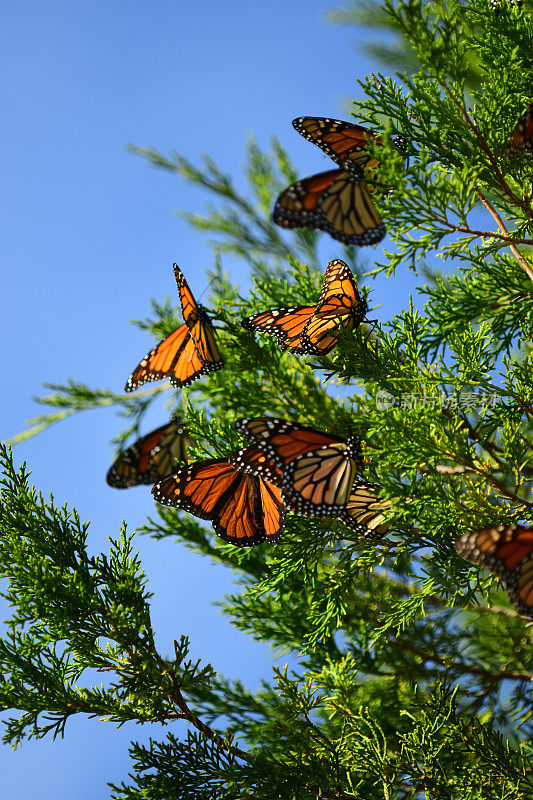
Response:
[[1, 2, 419, 796]]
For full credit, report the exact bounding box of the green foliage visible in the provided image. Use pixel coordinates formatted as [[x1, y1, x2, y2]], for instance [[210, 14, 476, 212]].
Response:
[[127, 137, 360, 276], [0, 445, 219, 743], [4, 0, 533, 797], [328, 0, 488, 88], [6, 380, 165, 448]]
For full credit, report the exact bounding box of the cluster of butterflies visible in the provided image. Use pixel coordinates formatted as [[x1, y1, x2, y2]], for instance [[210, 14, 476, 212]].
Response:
[[272, 116, 408, 246], [106, 110, 533, 617], [107, 257, 389, 545], [269, 107, 532, 245]]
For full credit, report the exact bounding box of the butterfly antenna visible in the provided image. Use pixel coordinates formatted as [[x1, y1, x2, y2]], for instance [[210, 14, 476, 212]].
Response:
[[197, 270, 219, 305], [361, 318, 380, 343]]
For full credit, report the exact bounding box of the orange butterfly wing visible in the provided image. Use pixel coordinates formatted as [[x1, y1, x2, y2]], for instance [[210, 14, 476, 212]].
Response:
[[299, 296, 360, 355], [236, 417, 362, 515], [274, 116, 408, 245], [456, 524, 533, 618], [241, 260, 366, 356], [293, 116, 381, 171], [293, 116, 408, 173], [125, 325, 194, 391], [299, 260, 367, 355], [106, 419, 191, 488], [337, 481, 391, 538], [317, 259, 359, 303], [153, 451, 284, 546], [241, 306, 315, 351], [173, 263, 224, 370], [507, 103, 533, 158], [273, 169, 385, 247], [125, 265, 223, 392], [229, 446, 283, 485]]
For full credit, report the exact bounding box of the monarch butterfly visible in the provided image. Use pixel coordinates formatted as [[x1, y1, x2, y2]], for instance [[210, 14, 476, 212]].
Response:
[[228, 445, 283, 485], [491, 0, 523, 16], [235, 417, 362, 516], [293, 116, 407, 172], [106, 417, 192, 488], [507, 102, 533, 158], [273, 117, 407, 246], [152, 447, 285, 546], [231, 443, 390, 538], [338, 482, 392, 538], [241, 259, 368, 356], [125, 263, 223, 392], [455, 524, 533, 619]]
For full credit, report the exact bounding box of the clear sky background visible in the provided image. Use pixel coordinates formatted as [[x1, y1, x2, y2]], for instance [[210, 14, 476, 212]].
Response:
[[1, 2, 419, 797]]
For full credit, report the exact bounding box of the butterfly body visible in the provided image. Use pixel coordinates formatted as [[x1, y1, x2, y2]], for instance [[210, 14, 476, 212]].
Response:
[[456, 524, 533, 618], [273, 167, 385, 246], [125, 264, 223, 392], [235, 417, 362, 516], [106, 418, 191, 488], [152, 447, 284, 546], [242, 259, 367, 355], [232, 437, 389, 538]]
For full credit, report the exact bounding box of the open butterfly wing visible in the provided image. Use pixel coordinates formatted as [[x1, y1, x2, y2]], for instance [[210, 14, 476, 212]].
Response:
[[273, 169, 385, 247], [242, 260, 366, 356], [150, 419, 193, 479], [173, 263, 224, 371], [284, 441, 360, 515], [229, 446, 284, 485], [153, 456, 284, 546], [125, 325, 192, 391], [184, 310, 223, 374], [319, 260, 358, 303], [241, 306, 315, 351], [319, 170, 385, 245], [107, 424, 170, 488], [106, 419, 190, 488], [173, 264, 198, 325], [125, 324, 213, 390], [301, 260, 367, 353], [235, 417, 347, 463], [300, 294, 367, 355], [125, 265, 224, 391], [273, 169, 343, 229], [337, 482, 392, 538], [236, 417, 362, 516], [293, 117, 380, 171], [292, 261, 366, 352], [456, 524, 533, 619]]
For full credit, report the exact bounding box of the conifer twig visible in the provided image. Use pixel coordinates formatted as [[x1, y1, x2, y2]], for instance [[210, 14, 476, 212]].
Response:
[[428, 213, 533, 248], [476, 191, 533, 285], [390, 636, 533, 682], [440, 81, 533, 217], [152, 650, 251, 762]]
